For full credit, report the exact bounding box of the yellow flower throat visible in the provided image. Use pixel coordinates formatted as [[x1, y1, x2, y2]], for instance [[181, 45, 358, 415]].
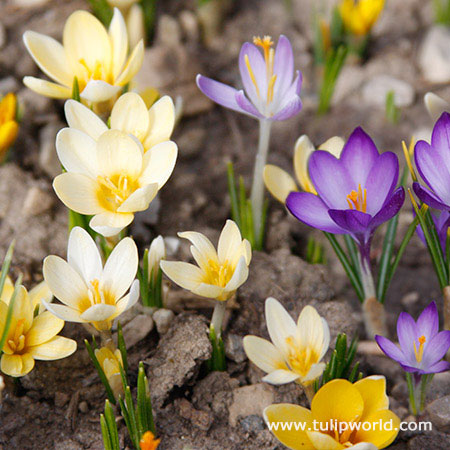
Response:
[[347, 184, 367, 212], [8, 318, 26, 354], [203, 259, 233, 287], [285, 336, 319, 377], [413, 335, 426, 363], [97, 174, 138, 211], [78, 58, 113, 87]]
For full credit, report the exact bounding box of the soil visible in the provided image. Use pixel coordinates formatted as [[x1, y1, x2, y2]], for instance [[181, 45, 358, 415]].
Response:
[[0, 0, 449, 449]]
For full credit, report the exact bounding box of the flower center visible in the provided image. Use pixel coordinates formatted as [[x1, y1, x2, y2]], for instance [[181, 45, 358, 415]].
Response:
[[413, 335, 426, 363], [7, 318, 26, 354], [78, 58, 112, 85], [203, 259, 233, 287], [97, 174, 138, 211], [346, 184, 367, 212], [285, 336, 319, 377]]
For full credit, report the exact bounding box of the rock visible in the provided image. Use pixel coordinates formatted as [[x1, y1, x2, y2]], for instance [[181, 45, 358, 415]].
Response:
[[228, 383, 275, 427], [39, 121, 63, 178], [177, 127, 206, 158], [427, 395, 450, 432], [153, 308, 175, 335], [78, 401, 89, 414], [362, 75, 415, 107], [427, 371, 450, 402], [53, 439, 82, 450], [22, 186, 54, 217], [225, 333, 247, 363], [239, 414, 266, 433], [146, 313, 211, 408], [0, 21, 5, 49], [408, 430, 450, 449], [0, 76, 19, 94], [419, 26, 450, 83], [54, 392, 69, 408], [332, 65, 365, 105], [401, 291, 420, 308], [176, 398, 213, 431], [122, 314, 154, 349]]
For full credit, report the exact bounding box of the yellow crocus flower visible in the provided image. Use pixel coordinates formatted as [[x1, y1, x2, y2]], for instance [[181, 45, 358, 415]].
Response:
[[340, 0, 385, 36], [0, 286, 76, 377], [264, 135, 344, 202], [0, 93, 19, 163], [95, 346, 123, 398], [23, 8, 143, 106], [265, 376, 400, 450]]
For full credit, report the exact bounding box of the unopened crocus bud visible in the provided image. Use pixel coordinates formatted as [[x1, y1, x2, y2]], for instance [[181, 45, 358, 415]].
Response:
[[0, 93, 19, 163], [148, 236, 165, 284], [127, 3, 146, 49], [95, 347, 124, 398]]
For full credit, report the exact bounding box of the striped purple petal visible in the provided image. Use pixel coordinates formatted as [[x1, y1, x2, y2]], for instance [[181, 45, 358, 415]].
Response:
[[416, 301, 439, 340], [413, 182, 449, 211]]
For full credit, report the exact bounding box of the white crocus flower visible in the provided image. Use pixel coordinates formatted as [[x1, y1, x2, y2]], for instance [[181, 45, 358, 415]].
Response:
[[243, 298, 330, 386], [148, 236, 165, 283], [23, 8, 144, 104], [53, 128, 177, 237], [43, 227, 139, 331], [263, 135, 344, 202], [64, 92, 175, 152], [160, 220, 251, 302], [424, 92, 449, 122]]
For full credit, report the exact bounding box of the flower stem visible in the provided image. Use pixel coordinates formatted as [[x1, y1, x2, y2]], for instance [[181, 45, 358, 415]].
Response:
[[208, 301, 227, 372], [250, 119, 272, 248], [406, 372, 418, 416], [211, 300, 226, 339], [359, 253, 387, 338]]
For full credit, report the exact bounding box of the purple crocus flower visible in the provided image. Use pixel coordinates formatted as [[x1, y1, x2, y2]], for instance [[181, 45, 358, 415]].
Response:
[[413, 112, 450, 210], [286, 127, 405, 259], [196, 35, 302, 121], [375, 302, 450, 374], [416, 210, 450, 255]]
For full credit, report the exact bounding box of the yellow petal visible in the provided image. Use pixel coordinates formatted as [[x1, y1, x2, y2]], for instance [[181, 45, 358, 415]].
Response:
[[223, 255, 249, 292], [192, 283, 224, 299], [1, 353, 35, 377], [26, 311, 64, 346], [263, 164, 298, 203], [12, 287, 34, 334], [296, 305, 325, 360], [0, 301, 8, 346], [353, 409, 400, 449], [311, 379, 364, 425], [127, 3, 146, 49], [28, 336, 77, 360], [115, 40, 144, 85], [29, 280, 53, 312], [0, 121, 19, 156], [318, 136, 345, 157], [354, 376, 389, 422], [117, 183, 158, 213], [80, 80, 122, 103], [23, 76, 71, 99], [178, 231, 218, 267], [64, 99, 108, 140], [306, 431, 344, 450], [143, 96, 175, 150], [0, 93, 17, 121], [0, 275, 15, 304], [293, 135, 317, 194], [264, 403, 314, 450]]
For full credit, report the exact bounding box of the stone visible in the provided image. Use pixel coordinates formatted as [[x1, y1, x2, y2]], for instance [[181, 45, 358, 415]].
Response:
[[427, 371, 450, 402], [0, 21, 6, 49], [419, 26, 450, 83], [54, 392, 69, 408], [12, 0, 50, 6], [176, 398, 213, 431], [121, 314, 154, 349], [228, 383, 275, 427], [239, 414, 266, 433], [22, 186, 54, 217], [78, 401, 89, 414], [332, 65, 365, 105], [401, 291, 420, 308], [408, 430, 450, 449], [39, 121, 63, 178], [153, 308, 175, 335], [17, 88, 52, 118], [362, 75, 415, 107], [427, 395, 450, 432], [146, 313, 211, 408], [164, 237, 181, 257], [225, 333, 247, 363]]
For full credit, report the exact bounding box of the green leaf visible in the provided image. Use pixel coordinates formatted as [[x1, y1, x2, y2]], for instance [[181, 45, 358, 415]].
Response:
[[141, 0, 157, 42], [137, 362, 155, 435], [87, 0, 113, 26], [71, 77, 80, 102], [385, 90, 400, 124], [104, 400, 120, 450], [100, 414, 112, 450]]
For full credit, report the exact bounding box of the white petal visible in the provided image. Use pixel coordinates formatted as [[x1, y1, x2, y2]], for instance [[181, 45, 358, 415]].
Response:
[[263, 164, 298, 203], [127, 3, 145, 50], [101, 237, 138, 300], [320, 318, 330, 360], [80, 304, 116, 322], [115, 40, 144, 85], [243, 335, 286, 373], [296, 305, 325, 358], [42, 301, 85, 323], [64, 99, 108, 139], [318, 136, 345, 157], [300, 362, 326, 383], [110, 92, 149, 141], [56, 128, 98, 175], [139, 141, 178, 188], [143, 96, 175, 149], [43, 256, 88, 309], [113, 279, 140, 318], [160, 261, 204, 290], [265, 297, 297, 358], [224, 256, 248, 292], [192, 283, 224, 299], [67, 227, 103, 284], [178, 231, 218, 265], [217, 220, 244, 266], [23, 76, 71, 99], [108, 8, 128, 80], [348, 443, 378, 450], [262, 369, 300, 385], [89, 212, 134, 237], [117, 183, 158, 213], [80, 80, 122, 103], [23, 31, 72, 86], [53, 173, 105, 215], [424, 92, 449, 122]]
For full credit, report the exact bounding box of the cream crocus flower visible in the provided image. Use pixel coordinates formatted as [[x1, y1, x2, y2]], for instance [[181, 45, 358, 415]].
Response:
[[0, 286, 76, 377], [264, 135, 344, 202], [243, 298, 330, 386], [23, 8, 144, 104], [424, 92, 449, 122], [43, 227, 139, 331], [53, 128, 177, 237], [148, 235, 165, 283], [64, 91, 175, 152], [95, 346, 123, 397], [160, 220, 251, 302]]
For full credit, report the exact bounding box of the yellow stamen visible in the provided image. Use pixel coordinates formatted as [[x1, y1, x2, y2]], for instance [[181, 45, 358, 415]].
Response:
[[97, 174, 137, 210], [402, 137, 417, 182], [253, 35, 277, 106], [253, 35, 274, 63], [89, 279, 105, 305], [346, 184, 367, 212], [285, 336, 319, 377], [413, 335, 426, 363], [203, 259, 232, 287], [267, 74, 277, 103], [244, 54, 260, 98]]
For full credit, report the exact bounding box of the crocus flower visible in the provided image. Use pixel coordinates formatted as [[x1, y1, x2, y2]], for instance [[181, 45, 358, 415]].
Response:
[[139, 431, 160, 450], [53, 128, 177, 237], [413, 112, 450, 213], [43, 227, 139, 331], [375, 302, 450, 374], [64, 92, 175, 153], [0, 286, 76, 377], [197, 35, 302, 121], [339, 0, 385, 36], [95, 346, 123, 398], [264, 135, 344, 202], [264, 376, 400, 450], [160, 220, 251, 302], [0, 93, 19, 163], [243, 298, 330, 386], [107, 0, 145, 48], [286, 127, 405, 260], [23, 8, 143, 104], [147, 235, 165, 283]]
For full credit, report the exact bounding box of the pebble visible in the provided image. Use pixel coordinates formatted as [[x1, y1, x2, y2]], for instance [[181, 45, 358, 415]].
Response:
[[22, 186, 54, 217], [157, 15, 182, 48], [153, 308, 175, 335], [225, 333, 247, 363], [419, 26, 450, 83], [401, 291, 420, 308], [78, 401, 89, 414], [427, 395, 450, 432], [362, 75, 415, 107], [54, 392, 69, 408], [122, 314, 154, 349], [239, 414, 266, 433]]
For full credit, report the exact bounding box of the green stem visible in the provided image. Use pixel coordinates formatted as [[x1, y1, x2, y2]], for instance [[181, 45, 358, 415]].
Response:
[[406, 372, 418, 416]]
